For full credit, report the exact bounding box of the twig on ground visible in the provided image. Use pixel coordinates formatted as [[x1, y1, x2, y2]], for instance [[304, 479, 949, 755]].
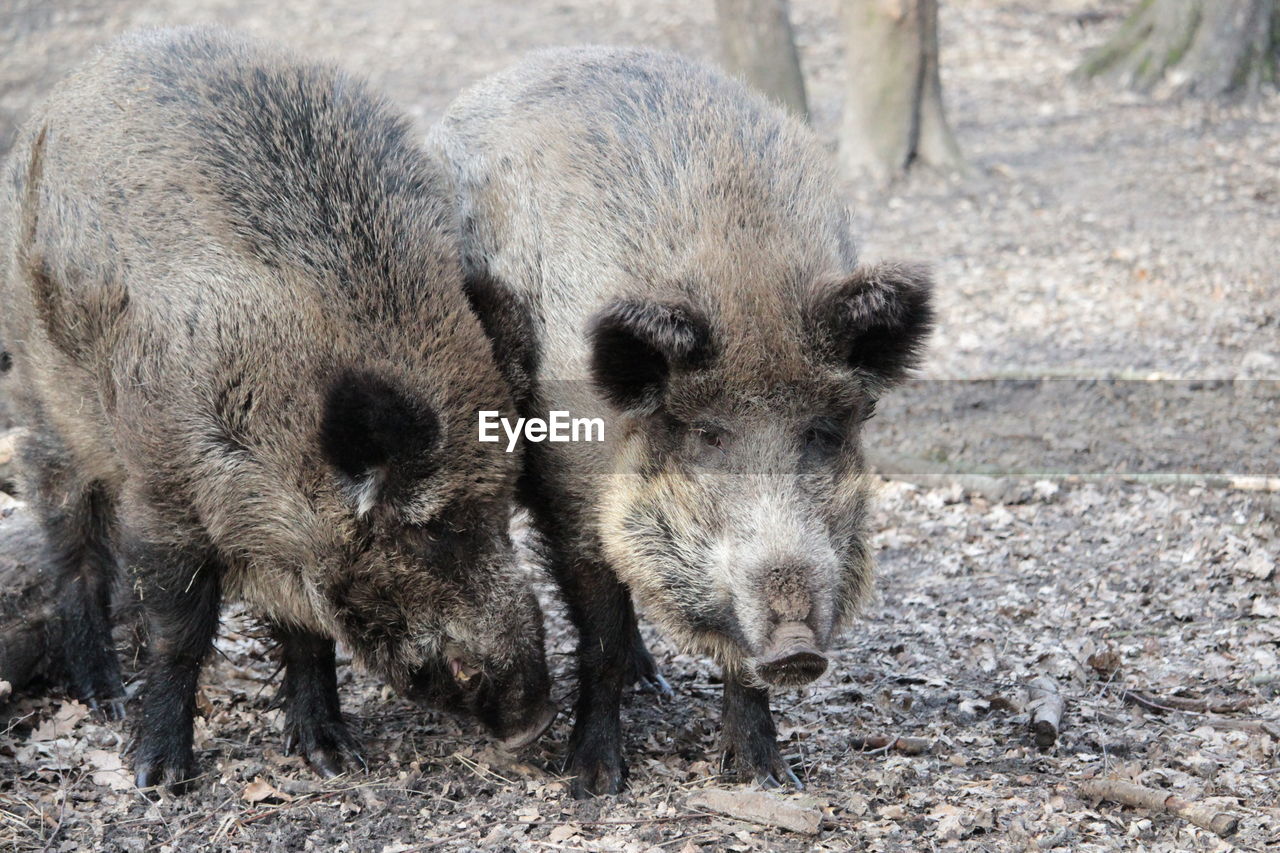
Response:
[[1203, 717, 1280, 738], [1028, 676, 1064, 748], [541, 815, 710, 828], [848, 735, 932, 755], [1121, 689, 1260, 715], [452, 750, 517, 786], [1079, 779, 1239, 837]]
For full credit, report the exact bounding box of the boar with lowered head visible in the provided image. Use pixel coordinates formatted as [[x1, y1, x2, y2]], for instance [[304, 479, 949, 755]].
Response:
[[0, 28, 555, 791], [434, 47, 933, 797]]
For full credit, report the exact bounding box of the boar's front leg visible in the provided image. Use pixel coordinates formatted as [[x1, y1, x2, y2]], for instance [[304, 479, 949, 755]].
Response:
[[558, 558, 635, 798], [272, 623, 365, 777], [130, 537, 221, 793], [720, 672, 803, 789]]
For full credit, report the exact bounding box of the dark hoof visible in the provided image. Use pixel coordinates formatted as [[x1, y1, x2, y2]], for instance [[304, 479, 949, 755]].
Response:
[[756, 622, 828, 687], [134, 754, 198, 795], [758, 762, 805, 791], [88, 697, 127, 722], [283, 717, 366, 778], [634, 668, 674, 698], [722, 735, 805, 791], [568, 756, 626, 799], [630, 637, 674, 698], [565, 737, 627, 798], [68, 653, 127, 717]]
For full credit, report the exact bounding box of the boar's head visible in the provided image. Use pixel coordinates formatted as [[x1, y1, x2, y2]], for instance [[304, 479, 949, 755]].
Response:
[[590, 263, 932, 688], [318, 368, 556, 750]]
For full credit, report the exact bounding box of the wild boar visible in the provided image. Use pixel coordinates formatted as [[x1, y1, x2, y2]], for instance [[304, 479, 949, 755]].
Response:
[[433, 47, 933, 797], [0, 27, 555, 792]]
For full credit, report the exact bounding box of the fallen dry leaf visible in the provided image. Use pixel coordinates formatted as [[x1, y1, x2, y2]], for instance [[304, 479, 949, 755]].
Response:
[[242, 777, 292, 804], [86, 749, 134, 791], [547, 824, 579, 843], [30, 700, 89, 742]]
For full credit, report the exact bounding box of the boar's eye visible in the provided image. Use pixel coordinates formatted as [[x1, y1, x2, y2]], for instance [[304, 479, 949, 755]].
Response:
[[801, 418, 845, 462], [689, 423, 731, 466]]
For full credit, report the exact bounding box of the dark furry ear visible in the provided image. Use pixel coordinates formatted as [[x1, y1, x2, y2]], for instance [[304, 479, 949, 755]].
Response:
[[813, 262, 934, 389], [588, 300, 715, 414], [321, 370, 439, 513], [463, 269, 539, 409]]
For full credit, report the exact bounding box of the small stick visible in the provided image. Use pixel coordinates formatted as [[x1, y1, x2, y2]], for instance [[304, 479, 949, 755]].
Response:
[[1122, 689, 1259, 715], [848, 735, 932, 755], [1080, 779, 1238, 837], [1203, 717, 1280, 738], [1027, 676, 1063, 748]]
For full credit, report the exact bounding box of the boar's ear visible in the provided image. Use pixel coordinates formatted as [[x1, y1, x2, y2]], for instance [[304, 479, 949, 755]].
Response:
[[462, 269, 539, 409], [814, 262, 933, 389], [588, 300, 715, 414], [321, 370, 439, 515]]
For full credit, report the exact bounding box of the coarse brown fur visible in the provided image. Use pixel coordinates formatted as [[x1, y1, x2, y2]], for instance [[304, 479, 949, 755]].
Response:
[[433, 47, 933, 796], [0, 27, 552, 791]]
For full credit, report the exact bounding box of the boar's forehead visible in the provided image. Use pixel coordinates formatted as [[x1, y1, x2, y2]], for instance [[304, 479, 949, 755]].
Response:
[[669, 366, 859, 425]]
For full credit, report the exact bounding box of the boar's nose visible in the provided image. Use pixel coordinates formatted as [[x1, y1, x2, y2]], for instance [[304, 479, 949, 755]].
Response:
[[757, 621, 828, 687], [498, 701, 559, 752]]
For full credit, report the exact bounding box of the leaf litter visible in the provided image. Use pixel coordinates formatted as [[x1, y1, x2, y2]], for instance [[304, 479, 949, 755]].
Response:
[[2, 0, 1278, 850]]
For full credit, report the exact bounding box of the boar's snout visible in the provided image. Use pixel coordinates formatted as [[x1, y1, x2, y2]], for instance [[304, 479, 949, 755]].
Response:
[[497, 700, 559, 751], [757, 621, 828, 687]]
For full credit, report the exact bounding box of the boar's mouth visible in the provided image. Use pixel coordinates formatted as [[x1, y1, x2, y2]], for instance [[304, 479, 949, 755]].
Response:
[[498, 701, 559, 751], [756, 621, 829, 687]]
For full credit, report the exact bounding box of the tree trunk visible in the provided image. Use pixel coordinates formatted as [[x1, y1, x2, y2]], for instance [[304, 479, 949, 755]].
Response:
[[1078, 0, 1279, 98], [715, 0, 810, 120], [839, 0, 965, 182]]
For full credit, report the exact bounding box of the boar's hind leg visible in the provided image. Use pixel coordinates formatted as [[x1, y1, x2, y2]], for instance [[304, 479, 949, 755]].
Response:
[[720, 673, 803, 790], [23, 435, 125, 717], [272, 623, 365, 778], [130, 538, 221, 793]]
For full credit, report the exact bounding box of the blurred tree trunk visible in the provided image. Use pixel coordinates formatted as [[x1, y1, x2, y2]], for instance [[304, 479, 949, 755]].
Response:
[[839, 0, 965, 182], [1078, 0, 1279, 98], [715, 0, 810, 119]]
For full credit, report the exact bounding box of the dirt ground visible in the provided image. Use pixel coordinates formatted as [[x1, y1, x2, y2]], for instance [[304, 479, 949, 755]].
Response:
[[1, 1, 1278, 851]]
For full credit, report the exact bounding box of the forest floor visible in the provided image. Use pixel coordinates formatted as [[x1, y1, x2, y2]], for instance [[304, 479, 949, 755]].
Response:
[[1, 1, 1278, 851]]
